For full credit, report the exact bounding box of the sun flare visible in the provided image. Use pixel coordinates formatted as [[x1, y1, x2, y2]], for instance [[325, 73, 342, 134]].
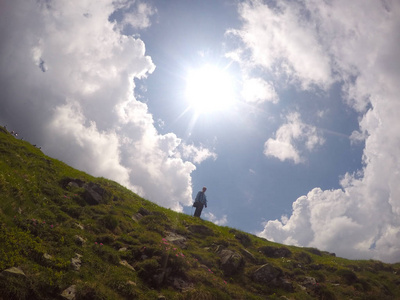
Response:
[[185, 64, 235, 113]]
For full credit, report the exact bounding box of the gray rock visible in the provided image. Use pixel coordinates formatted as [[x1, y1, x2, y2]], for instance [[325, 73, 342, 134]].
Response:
[[165, 232, 187, 248], [187, 224, 214, 236], [251, 263, 283, 283], [240, 248, 256, 263], [61, 285, 76, 300], [120, 260, 135, 271], [71, 253, 82, 271], [83, 182, 107, 205], [1, 267, 26, 277], [219, 249, 244, 276], [74, 235, 86, 246]]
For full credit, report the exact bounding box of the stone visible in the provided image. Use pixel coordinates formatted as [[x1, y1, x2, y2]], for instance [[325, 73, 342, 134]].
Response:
[[172, 277, 194, 292], [251, 263, 283, 284], [61, 285, 76, 300], [187, 224, 214, 236], [165, 232, 187, 248], [240, 248, 256, 263], [83, 182, 107, 205], [43, 253, 53, 260], [219, 249, 244, 276], [74, 235, 86, 246], [1, 266, 26, 277], [120, 260, 135, 271], [71, 253, 82, 271], [235, 232, 252, 247]]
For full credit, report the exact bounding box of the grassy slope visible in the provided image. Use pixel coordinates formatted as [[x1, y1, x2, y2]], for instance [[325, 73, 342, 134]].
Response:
[[0, 126, 399, 300]]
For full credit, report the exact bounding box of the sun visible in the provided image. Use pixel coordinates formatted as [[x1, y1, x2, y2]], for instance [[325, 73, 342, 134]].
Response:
[[185, 64, 235, 113]]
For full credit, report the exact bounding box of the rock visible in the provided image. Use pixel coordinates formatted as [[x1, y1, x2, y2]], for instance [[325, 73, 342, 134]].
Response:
[[61, 285, 76, 300], [219, 249, 244, 276], [172, 277, 194, 292], [74, 235, 86, 246], [43, 253, 53, 260], [301, 276, 317, 288], [187, 224, 214, 236], [132, 213, 144, 222], [235, 232, 252, 247], [258, 246, 292, 258], [294, 252, 313, 264], [251, 263, 283, 283], [277, 278, 294, 292], [83, 182, 107, 205], [120, 260, 135, 271], [138, 207, 151, 216], [118, 247, 128, 252], [1, 266, 26, 277], [71, 253, 82, 271], [75, 223, 84, 230], [165, 232, 187, 248], [240, 248, 256, 263]]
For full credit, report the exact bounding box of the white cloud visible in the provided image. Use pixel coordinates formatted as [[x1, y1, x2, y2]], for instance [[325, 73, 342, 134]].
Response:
[[235, 0, 400, 262], [264, 112, 324, 164], [241, 77, 278, 104], [0, 0, 213, 212], [229, 0, 333, 90], [179, 143, 217, 165], [204, 212, 228, 226]]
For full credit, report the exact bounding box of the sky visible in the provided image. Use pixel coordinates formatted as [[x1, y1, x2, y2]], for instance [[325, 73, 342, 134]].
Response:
[[0, 0, 399, 263]]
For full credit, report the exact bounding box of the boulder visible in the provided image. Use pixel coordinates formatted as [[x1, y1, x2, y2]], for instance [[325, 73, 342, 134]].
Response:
[[235, 232, 252, 247], [240, 248, 256, 263], [61, 285, 76, 300], [0, 266, 26, 277], [219, 249, 244, 276], [83, 182, 107, 205], [165, 232, 187, 249], [258, 246, 292, 258], [71, 253, 82, 271], [251, 263, 283, 283], [187, 224, 214, 236]]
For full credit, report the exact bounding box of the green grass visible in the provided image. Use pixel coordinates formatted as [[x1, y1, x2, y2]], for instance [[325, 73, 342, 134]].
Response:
[[1, 126, 400, 299]]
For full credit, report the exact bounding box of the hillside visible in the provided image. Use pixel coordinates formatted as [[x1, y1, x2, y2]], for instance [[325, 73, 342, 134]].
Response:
[[0, 126, 399, 300]]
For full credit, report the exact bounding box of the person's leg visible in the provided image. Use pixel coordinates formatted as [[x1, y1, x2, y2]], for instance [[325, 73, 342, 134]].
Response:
[[194, 205, 203, 217]]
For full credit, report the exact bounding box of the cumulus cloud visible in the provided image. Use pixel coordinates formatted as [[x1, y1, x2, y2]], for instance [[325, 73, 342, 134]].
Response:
[[231, 0, 400, 262], [204, 212, 228, 226], [0, 0, 213, 211], [234, 0, 400, 262], [264, 112, 324, 164]]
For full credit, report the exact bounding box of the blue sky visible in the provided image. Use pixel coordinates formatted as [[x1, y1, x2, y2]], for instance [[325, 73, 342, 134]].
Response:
[[1, 0, 400, 263]]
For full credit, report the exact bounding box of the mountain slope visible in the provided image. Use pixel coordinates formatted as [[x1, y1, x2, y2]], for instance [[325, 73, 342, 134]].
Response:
[[0, 126, 399, 300]]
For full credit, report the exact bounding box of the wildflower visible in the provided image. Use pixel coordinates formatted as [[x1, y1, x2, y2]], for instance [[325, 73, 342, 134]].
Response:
[[50, 225, 54, 228], [162, 238, 167, 241], [43, 221, 46, 224], [95, 242, 98, 245], [176, 254, 179, 257], [224, 281, 227, 284], [100, 243, 103, 246]]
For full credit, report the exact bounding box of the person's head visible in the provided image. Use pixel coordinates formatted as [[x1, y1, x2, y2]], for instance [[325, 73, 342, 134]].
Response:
[[202, 187, 207, 192]]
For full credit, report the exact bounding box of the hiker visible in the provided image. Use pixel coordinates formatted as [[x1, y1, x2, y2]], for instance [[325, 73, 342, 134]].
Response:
[[193, 186, 207, 218]]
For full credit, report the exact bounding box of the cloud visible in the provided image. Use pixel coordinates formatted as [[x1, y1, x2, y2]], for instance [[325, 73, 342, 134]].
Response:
[[241, 77, 279, 104], [0, 0, 213, 211], [234, 0, 400, 262], [179, 143, 217, 165], [264, 112, 324, 164], [204, 212, 228, 226]]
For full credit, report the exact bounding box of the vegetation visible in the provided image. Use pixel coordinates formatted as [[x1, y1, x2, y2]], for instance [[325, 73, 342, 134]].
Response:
[[1, 126, 400, 299]]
